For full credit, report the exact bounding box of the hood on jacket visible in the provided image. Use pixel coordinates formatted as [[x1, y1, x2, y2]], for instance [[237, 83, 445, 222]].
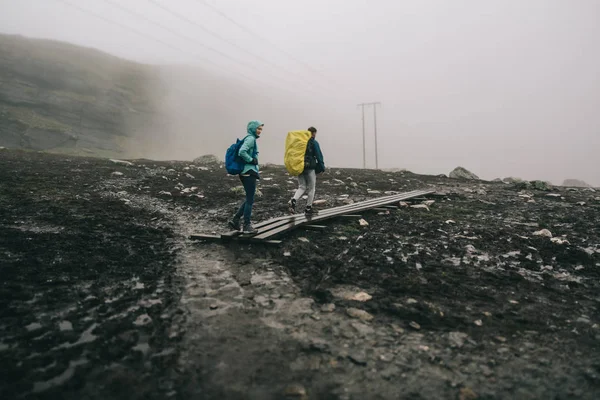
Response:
[[247, 120, 264, 137]]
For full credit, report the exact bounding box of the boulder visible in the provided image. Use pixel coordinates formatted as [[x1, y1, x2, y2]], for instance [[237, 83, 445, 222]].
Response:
[[193, 154, 220, 166], [449, 167, 479, 180], [531, 180, 553, 191], [562, 179, 590, 188]]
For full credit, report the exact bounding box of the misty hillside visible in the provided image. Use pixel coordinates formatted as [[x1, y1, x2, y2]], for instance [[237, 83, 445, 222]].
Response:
[[0, 34, 339, 163], [0, 34, 167, 157]]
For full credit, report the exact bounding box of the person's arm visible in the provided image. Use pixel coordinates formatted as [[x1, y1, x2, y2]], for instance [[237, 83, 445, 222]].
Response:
[[238, 136, 256, 163], [314, 141, 325, 169]]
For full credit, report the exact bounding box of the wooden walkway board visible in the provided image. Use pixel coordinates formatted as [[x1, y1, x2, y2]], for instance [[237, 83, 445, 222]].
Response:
[[190, 189, 435, 244]]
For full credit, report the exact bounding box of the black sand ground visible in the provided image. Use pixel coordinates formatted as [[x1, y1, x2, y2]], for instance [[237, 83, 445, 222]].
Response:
[[1, 149, 599, 399]]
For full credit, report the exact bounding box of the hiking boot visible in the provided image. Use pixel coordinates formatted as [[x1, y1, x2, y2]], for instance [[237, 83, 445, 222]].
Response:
[[304, 206, 317, 216], [288, 198, 296, 214], [228, 217, 241, 231], [243, 223, 258, 235]]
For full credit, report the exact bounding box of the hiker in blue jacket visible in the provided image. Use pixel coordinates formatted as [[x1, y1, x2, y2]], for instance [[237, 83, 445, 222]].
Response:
[[228, 120, 263, 234], [288, 126, 325, 215]]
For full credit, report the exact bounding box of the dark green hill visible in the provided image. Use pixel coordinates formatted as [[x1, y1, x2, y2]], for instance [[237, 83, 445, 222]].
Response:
[[0, 34, 162, 157]]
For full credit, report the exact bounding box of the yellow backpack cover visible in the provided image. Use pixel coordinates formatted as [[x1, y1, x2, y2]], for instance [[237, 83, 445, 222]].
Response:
[[284, 130, 311, 176]]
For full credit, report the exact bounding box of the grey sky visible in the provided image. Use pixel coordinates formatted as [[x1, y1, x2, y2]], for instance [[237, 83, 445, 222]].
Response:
[[1, 0, 599, 185]]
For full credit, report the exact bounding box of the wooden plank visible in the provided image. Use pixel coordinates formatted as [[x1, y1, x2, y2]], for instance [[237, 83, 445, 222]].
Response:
[[254, 190, 434, 240], [206, 189, 434, 243], [220, 214, 297, 237], [251, 192, 421, 239]]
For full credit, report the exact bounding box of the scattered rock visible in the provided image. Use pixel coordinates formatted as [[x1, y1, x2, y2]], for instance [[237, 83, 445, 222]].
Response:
[[109, 159, 134, 167], [59, 320, 73, 331], [25, 322, 42, 331], [185, 173, 195, 179], [391, 324, 405, 334], [111, 171, 124, 177], [410, 204, 430, 211], [359, 218, 369, 227], [533, 229, 552, 238], [230, 186, 245, 195], [448, 332, 469, 348], [350, 292, 372, 302], [321, 303, 336, 313], [449, 166, 479, 180], [346, 308, 374, 322], [298, 237, 310, 243], [133, 314, 152, 326], [313, 199, 327, 205], [351, 321, 375, 337], [576, 316, 591, 324], [406, 298, 418, 305], [409, 321, 421, 330], [550, 237, 570, 245], [348, 351, 368, 366], [158, 191, 172, 196], [283, 383, 307, 398], [474, 319, 483, 326], [445, 219, 456, 224]]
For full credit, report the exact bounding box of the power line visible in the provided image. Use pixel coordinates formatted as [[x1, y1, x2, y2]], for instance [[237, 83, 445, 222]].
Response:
[[145, 0, 322, 91], [53, 0, 288, 93], [98, 0, 300, 91], [194, 0, 336, 88]]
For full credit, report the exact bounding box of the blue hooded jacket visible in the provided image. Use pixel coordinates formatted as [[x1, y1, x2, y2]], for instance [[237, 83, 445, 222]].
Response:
[[238, 120, 263, 175]]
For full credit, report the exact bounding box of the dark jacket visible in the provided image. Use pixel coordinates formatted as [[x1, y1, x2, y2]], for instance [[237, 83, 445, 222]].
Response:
[[304, 138, 325, 174]]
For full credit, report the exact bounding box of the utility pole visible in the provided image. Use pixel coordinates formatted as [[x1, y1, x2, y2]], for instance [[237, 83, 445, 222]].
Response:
[[373, 103, 379, 169], [357, 102, 381, 169], [359, 103, 366, 169]]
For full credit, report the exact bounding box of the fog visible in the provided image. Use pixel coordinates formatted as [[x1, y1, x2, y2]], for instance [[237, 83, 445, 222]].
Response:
[[1, 0, 599, 185]]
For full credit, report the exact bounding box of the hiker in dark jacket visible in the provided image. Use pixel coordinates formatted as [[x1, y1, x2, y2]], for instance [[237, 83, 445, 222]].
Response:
[[229, 120, 263, 234], [288, 126, 325, 215]]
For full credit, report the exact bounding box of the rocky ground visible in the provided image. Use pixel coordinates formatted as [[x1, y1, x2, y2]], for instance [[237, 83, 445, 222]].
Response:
[[1, 148, 599, 399]]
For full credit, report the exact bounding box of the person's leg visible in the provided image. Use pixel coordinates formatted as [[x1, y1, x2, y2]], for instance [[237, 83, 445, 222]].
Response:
[[229, 177, 246, 230], [241, 175, 257, 230], [233, 201, 245, 219], [305, 169, 317, 207], [289, 172, 307, 213], [293, 173, 307, 201]]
